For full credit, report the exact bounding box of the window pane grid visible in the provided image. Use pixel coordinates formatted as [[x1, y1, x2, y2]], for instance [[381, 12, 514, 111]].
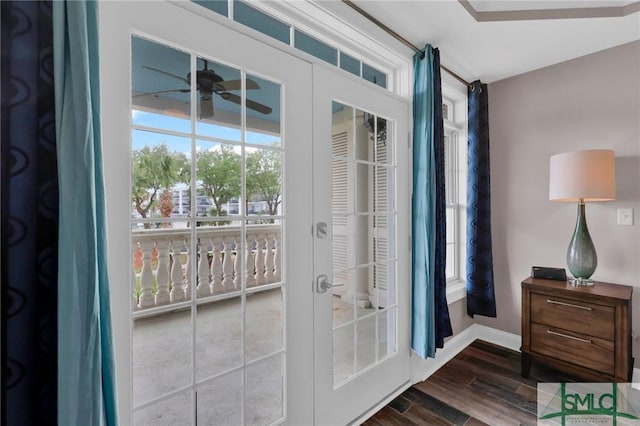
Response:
[[444, 127, 459, 282], [332, 102, 396, 387], [131, 36, 285, 424]]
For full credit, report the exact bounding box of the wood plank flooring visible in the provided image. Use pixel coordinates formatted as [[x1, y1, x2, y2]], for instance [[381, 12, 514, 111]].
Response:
[[364, 339, 581, 426]]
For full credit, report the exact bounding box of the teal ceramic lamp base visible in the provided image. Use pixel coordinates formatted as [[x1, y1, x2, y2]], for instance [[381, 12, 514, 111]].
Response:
[[566, 201, 597, 286]]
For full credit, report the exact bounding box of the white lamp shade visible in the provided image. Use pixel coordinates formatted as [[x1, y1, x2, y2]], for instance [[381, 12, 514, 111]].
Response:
[[549, 150, 616, 202]]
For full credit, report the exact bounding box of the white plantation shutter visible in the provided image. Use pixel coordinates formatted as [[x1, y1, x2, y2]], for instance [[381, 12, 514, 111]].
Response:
[[332, 131, 350, 289], [372, 133, 389, 307], [331, 117, 394, 306], [332, 131, 349, 224]]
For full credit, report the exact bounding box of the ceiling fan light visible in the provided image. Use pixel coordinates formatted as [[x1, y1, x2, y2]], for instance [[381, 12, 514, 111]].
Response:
[[164, 108, 188, 118]]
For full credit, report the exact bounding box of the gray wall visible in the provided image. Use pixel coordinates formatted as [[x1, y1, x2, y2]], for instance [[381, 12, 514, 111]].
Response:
[[478, 40, 640, 359], [449, 298, 475, 335]]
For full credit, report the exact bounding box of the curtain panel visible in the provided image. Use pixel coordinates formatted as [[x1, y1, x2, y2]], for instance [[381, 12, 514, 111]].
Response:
[[411, 45, 452, 359], [53, 1, 118, 424], [1, 1, 59, 424], [466, 81, 497, 318]]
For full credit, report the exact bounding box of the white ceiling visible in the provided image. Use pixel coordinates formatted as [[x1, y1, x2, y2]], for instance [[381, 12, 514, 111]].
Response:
[[343, 0, 640, 83], [468, 0, 636, 12]]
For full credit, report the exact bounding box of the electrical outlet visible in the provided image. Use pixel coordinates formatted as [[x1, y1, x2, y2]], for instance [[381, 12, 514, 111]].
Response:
[[617, 208, 634, 226]]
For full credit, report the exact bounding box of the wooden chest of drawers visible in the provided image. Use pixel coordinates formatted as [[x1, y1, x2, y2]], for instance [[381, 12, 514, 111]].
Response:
[[521, 277, 633, 382]]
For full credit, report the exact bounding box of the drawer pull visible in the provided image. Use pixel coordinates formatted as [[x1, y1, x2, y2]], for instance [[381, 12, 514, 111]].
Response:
[[547, 329, 592, 344], [547, 299, 592, 310]]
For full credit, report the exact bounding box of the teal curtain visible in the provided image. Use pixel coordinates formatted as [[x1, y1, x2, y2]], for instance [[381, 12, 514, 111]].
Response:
[[53, 1, 118, 424], [412, 45, 452, 359]]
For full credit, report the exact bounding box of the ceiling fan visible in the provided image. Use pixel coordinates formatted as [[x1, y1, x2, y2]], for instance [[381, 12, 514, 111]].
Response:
[[133, 60, 272, 118]]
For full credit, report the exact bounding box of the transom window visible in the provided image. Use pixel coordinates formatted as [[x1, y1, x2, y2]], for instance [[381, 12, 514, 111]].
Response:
[[191, 0, 388, 89]]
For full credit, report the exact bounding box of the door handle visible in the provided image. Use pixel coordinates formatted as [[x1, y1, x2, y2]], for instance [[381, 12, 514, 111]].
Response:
[[316, 274, 344, 293], [316, 222, 328, 238]]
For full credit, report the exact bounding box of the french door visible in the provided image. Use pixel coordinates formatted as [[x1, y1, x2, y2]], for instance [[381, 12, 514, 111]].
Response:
[[101, 2, 313, 425], [312, 66, 411, 425], [100, 2, 409, 425]]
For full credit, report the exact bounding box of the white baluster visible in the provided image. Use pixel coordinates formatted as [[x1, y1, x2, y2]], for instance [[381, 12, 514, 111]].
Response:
[[184, 243, 192, 300], [170, 240, 185, 302], [210, 238, 223, 294], [255, 235, 266, 286], [138, 240, 155, 308], [265, 234, 275, 284], [233, 239, 241, 289], [222, 238, 235, 292], [132, 243, 142, 309], [197, 240, 211, 297], [155, 240, 171, 305], [132, 266, 138, 310], [246, 236, 256, 288], [274, 234, 281, 282]]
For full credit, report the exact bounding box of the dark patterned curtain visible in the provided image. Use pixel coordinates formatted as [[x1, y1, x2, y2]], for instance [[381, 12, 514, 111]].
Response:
[[466, 80, 496, 318], [432, 49, 452, 348], [1, 1, 58, 425]]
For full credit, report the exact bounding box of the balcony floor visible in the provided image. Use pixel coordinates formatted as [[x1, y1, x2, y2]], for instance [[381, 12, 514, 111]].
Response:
[[132, 289, 379, 425]]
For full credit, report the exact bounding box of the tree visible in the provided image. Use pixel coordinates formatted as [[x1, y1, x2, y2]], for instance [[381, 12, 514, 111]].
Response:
[[132, 143, 189, 225], [246, 149, 281, 216], [196, 146, 241, 216]]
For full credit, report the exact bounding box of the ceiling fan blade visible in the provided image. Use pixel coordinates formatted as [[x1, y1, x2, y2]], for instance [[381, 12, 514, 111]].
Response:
[[200, 93, 214, 118], [245, 79, 260, 90], [246, 98, 273, 115], [215, 78, 260, 91], [132, 89, 189, 98], [218, 92, 272, 115], [142, 65, 189, 85]]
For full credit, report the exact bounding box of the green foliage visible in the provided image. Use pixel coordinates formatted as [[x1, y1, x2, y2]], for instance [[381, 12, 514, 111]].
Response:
[[196, 208, 232, 226], [196, 146, 241, 215], [246, 149, 282, 216], [132, 143, 282, 224], [132, 143, 189, 220]]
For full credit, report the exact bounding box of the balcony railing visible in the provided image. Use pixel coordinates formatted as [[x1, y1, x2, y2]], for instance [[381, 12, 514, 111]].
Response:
[[132, 224, 281, 317]]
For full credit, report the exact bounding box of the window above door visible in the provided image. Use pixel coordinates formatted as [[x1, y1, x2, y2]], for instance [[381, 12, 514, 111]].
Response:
[[176, 0, 413, 97]]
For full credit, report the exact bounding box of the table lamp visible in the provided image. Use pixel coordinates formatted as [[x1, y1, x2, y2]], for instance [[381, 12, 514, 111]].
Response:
[[549, 150, 616, 285]]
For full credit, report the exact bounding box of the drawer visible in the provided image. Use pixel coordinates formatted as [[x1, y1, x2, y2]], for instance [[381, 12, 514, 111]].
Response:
[[530, 323, 614, 375], [530, 293, 615, 340]]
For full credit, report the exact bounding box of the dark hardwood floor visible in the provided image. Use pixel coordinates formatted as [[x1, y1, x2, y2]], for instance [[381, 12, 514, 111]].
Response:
[[364, 339, 581, 426]]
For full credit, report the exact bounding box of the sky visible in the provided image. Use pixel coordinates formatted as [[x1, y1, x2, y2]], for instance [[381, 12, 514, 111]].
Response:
[[131, 110, 280, 154]]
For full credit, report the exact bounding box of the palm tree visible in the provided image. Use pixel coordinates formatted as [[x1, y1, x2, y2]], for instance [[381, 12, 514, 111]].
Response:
[[131, 143, 189, 227]]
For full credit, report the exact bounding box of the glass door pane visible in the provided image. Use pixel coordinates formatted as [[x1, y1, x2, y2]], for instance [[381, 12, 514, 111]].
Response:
[[330, 103, 397, 387]]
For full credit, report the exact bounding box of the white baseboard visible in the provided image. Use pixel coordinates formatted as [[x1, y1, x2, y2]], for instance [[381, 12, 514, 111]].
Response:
[[471, 324, 521, 352], [410, 323, 521, 383]]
